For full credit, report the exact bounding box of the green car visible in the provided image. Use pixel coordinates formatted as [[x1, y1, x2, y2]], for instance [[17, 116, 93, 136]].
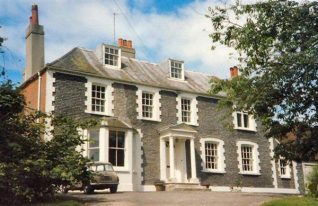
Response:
[[63, 162, 119, 194]]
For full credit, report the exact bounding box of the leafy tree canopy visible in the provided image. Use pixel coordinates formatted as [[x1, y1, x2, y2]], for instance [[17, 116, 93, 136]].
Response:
[[0, 75, 95, 204], [208, 0, 318, 161]]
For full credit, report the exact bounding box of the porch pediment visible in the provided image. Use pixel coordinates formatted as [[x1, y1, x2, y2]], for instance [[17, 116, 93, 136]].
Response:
[[159, 123, 197, 138]]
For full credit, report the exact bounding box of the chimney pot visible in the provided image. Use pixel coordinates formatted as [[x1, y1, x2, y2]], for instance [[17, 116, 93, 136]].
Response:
[[31, 4, 39, 25], [123, 39, 127, 47], [127, 40, 132, 48], [230, 66, 239, 78], [118, 38, 123, 47]]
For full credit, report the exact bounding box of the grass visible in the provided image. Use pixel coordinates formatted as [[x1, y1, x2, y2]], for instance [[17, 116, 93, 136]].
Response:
[[262, 196, 318, 206]]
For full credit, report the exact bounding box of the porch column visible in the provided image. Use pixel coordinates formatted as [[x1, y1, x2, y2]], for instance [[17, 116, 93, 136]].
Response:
[[169, 136, 175, 180], [160, 138, 167, 181], [190, 138, 198, 182]]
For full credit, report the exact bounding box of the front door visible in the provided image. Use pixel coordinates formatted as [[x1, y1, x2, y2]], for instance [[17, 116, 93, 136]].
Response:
[[174, 139, 187, 182]]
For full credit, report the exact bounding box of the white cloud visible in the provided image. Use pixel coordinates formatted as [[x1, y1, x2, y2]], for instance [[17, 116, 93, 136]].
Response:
[[0, 0, 239, 79]]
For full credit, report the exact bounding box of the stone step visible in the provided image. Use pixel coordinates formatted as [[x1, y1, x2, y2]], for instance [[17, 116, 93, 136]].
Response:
[[165, 183, 210, 191]]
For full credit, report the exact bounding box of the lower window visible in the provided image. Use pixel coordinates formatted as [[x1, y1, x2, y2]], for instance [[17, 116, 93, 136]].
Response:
[[88, 129, 100, 161], [109, 130, 125, 167], [241, 145, 253, 172], [237, 141, 260, 175]]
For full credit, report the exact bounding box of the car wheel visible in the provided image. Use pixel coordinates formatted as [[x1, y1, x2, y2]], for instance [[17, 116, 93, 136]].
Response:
[[83, 185, 93, 194], [110, 185, 118, 193]]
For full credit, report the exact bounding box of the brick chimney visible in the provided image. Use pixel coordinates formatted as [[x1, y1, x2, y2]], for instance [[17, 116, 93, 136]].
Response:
[[24, 4, 45, 82], [118, 38, 135, 58], [230, 66, 238, 78]]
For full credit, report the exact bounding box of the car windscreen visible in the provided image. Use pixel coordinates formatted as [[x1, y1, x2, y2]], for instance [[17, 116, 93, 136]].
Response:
[[89, 164, 114, 172]]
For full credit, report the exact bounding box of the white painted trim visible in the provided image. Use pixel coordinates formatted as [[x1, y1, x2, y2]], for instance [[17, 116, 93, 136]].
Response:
[[102, 44, 122, 70], [232, 111, 257, 132], [84, 76, 114, 116], [292, 161, 300, 192], [169, 59, 185, 81], [176, 93, 198, 126], [210, 186, 299, 194], [200, 138, 226, 173], [269, 138, 278, 188], [236, 141, 261, 175], [278, 159, 291, 179], [44, 70, 55, 141], [136, 129, 144, 183], [136, 85, 161, 122]]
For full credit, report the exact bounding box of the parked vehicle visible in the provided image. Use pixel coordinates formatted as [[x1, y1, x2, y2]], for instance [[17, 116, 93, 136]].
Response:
[[62, 162, 119, 194]]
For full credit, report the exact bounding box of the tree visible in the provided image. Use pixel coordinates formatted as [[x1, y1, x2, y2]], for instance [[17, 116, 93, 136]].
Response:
[[208, 0, 318, 161], [0, 76, 94, 204]]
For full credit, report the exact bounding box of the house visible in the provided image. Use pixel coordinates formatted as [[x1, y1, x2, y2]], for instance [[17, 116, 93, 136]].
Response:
[[21, 4, 305, 193]]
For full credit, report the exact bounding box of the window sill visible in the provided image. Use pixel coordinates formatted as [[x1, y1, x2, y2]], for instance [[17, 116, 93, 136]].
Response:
[[239, 172, 261, 176], [138, 117, 161, 122], [85, 110, 113, 116], [113, 166, 130, 172], [168, 77, 187, 82], [280, 176, 291, 179], [179, 121, 199, 127], [103, 64, 121, 70], [202, 169, 226, 174], [234, 127, 257, 132]]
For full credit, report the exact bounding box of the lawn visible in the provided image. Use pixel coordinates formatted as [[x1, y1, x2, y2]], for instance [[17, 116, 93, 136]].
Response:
[[262, 196, 318, 206]]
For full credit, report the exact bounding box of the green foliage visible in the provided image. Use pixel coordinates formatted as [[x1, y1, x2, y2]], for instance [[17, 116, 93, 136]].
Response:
[[307, 165, 318, 197], [208, 0, 318, 161], [0, 78, 94, 204], [262, 196, 318, 206]]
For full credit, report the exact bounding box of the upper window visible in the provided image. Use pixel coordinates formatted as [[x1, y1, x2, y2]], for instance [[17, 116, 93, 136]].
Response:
[[181, 98, 191, 123], [233, 111, 256, 131], [200, 138, 225, 173], [91, 84, 106, 113], [136, 86, 161, 121], [109, 130, 125, 167], [88, 129, 100, 161], [177, 94, 198, 126], [279, 159, 291, 179], [105, 47, 119, 66], [85, 77, 114, 116], [142, 92, 154, 118], [237, 141, 260, 175], [170, 60, 184, 80]]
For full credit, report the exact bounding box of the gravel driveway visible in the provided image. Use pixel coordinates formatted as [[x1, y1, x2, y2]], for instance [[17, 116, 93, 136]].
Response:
[[66, 191, 285, 206]]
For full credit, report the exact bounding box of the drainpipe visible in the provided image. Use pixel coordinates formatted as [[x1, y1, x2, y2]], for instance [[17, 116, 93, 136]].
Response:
[[37, 71, 41, 111]]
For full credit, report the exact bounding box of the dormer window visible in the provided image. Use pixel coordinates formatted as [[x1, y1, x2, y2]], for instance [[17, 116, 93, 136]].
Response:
[[170, 60, 184, 80], [105, 47, 119, 66], [233, 111, 257, 131], [101, 45, 121, 69]]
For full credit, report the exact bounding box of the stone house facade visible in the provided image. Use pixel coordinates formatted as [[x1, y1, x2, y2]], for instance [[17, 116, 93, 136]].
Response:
[[21, 4, 304, 193]]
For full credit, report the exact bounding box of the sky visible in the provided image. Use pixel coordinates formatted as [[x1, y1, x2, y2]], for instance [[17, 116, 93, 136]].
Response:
[[0, 0, 238, 84]]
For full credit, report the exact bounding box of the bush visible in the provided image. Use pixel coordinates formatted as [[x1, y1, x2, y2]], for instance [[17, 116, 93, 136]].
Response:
[[307, 165, 318, 197], [0, 79, 94, 204]]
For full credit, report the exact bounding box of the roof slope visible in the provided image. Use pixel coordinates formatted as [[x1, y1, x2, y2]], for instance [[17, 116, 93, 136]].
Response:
[[48, 47, 224, 97]]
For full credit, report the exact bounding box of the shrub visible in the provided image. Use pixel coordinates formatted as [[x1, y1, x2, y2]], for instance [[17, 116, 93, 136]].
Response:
[[307, 165, 318, 197]]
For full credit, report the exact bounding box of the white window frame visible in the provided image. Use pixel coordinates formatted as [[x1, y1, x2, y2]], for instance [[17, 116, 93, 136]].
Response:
[[237, 141, 261, 175], [87, 129, 100, 162], [82, 127, 132, 172], [103, 45, 121, 69], [279, 158, 291, 179], [233, 111, 257, 131], [169, 59, 185, 81], [136, 85, 161, 122], [176, 93, 198, 126], [200, 138, 225, 173], [85, 76, 114, 116], [109, 130, 126, 167]]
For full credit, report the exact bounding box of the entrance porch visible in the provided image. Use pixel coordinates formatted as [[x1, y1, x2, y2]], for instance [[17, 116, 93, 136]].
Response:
[[159, 124, 199, 184]]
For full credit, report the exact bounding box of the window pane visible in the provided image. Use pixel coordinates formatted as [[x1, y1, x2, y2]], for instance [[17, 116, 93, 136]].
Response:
[[237, 113, 242, 127], [117, 150, 125, 166], [88, 149, 99, 161], [89, 130, 99, 148], [109, 131, 117, 147], [117, 132, 125, 148], [109, 149, 116, 166], [243, 114, 249, 128]]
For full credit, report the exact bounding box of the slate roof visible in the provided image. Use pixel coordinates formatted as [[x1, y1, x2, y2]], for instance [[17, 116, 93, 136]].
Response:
[[47, 47, 225, 97]]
